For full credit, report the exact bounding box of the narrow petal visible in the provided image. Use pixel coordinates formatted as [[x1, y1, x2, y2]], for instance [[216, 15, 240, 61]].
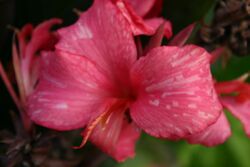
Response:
[[215, 80, 242, 94], [210, 47, 225, 64], [17, 24, 33, 58], [28, 51, 113, 130], [220, 97, 250, 137], [143, 23, 165, 55], [169, 23, 195, 46], [90, 110, 140, 162], [12, 37, 25, 102], [56, 0, 137, 92], [187, 113, 231, 146], [215, 78, 250, 99], [21, 18, 62, 59], [130, 45, 222, 139]]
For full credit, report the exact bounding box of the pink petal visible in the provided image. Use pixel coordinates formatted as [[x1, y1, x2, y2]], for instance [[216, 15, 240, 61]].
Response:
[[56, 0, 137, 92], [169, 23, 195, 46], [17, 24, 33, 58], [220, 97, 250, 137], [144, 0, 163, 18], [125, 0, 156, 17], [113, 122, 140, 162], [215, 80, 243, 94], [187, 112, 231, 146], [21, 18, 62, 59], [113, 0, 170, 37], [12, 38, 25, 102], [20, 19, 62, 96], [113, 0, 156, 35], [28, 51, 113, 130], [145, 18, 173, 39], [143, 23, 166, 55], [90, 110, 140, 162], [130, 45, 222, 139]]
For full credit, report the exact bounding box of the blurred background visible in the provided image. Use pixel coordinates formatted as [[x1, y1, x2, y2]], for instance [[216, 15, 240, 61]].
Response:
[[1, 0, 250, 166]]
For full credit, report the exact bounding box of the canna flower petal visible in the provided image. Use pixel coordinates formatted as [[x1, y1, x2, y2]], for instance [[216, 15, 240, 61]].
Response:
[[22, 18, 62, 59], [28, 51, 113, 130], [130, 45, 222, 139], [17, 24, 33, 58], [56, 0, 137, 93], [113, 0, 172, 37], [90, 109, 140, 162], [187, 112, 231, 146], [168, 23, 195, 47], [113, 0, 156, 35], [220, 97, 250, 137], [215, 80, 242, 95], [143, 0, 163, 18]]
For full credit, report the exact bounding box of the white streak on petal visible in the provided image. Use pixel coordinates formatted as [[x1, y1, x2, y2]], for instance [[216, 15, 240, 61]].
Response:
[[76, 22, 93, 39], [172, 101, 179, 107], [188, 103, 197, 109], [171, 55, 190, 67], [149, 99, 160, 106], [53, 103, 68, 110]]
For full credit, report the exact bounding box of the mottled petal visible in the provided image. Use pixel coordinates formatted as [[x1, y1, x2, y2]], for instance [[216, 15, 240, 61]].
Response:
[[56, 0, 136, 92], [220, 97, 250, 137], [130, 45, 222, 139], [90, 110, 140, 162], [187, 113, 231, 146], [28, 51, 113, 130]]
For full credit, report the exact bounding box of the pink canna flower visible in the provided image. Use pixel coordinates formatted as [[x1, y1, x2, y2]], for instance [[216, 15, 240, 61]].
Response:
[[0, 18, 61, 131], [27, 0, 222, 162]]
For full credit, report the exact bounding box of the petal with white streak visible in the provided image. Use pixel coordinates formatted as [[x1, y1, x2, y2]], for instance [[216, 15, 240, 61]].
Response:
[[28, 51, 113, 130], [130, 45, 222, 139]]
